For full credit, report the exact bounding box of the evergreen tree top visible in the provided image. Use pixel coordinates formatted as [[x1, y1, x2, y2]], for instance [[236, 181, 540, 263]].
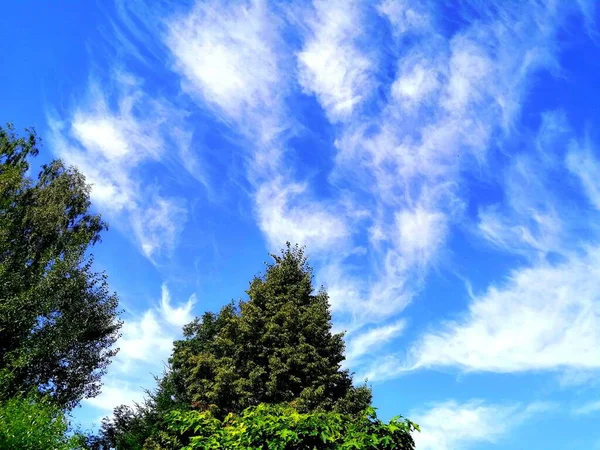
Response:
[[165, 243, 371, 418]]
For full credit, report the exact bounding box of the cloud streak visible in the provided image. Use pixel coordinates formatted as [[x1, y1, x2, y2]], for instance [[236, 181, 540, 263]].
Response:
[[411, 400, 553, 450], [165, 0, 286, 151], [160, 0, 597, 383], [408, 246, 600, 374], [297, 0, 375, 122], [48, 72, 194, 261]]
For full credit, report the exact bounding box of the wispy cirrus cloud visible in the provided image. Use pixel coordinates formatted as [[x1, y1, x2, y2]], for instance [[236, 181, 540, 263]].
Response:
[[165, 0, 285, 149], [159, 284, 196, 328], [315, 0, 577, 337], [476, 111, 570, 258], [163, 0, 357, 258], [297, 0, 376, 122], [48, 72, 196, 261], [255, 178, 351, 253], [567, 139, 600, 211], [34, 1, 598, 443], [573, 400, 600, 416], [411, 400, 554, 450], [370, 112, 600, 380], [407, 246, 600, 374], [160, 0, 597, 383], [71, 0, 598, 405], [116, 285, 195, 371], [344, 319, 406, 366]]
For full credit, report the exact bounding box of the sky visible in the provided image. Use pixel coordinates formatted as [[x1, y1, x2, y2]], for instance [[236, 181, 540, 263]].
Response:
[[1, 0, 600, 448]]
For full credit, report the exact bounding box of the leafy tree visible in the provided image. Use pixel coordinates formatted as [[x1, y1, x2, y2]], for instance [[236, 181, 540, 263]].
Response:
[[0, 394, 86, 450], [167, 243, 372, 417], [92, 371, 191, 449], [163, 404, 418, 449], [86, 404, 152, 450], [0, 124, 122, 409], [98, 244, 375, 448], [89, 374, 185, 450]]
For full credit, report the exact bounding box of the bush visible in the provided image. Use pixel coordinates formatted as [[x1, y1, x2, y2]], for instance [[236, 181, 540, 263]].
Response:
[[162, 403, 418, 449], [0, 395, 84, 450]]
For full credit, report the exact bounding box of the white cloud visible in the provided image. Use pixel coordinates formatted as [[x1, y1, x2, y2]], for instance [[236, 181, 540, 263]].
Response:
[[48, 73, 193, 260], [412, 400, 553, 450], [297, 0, 374, 122], [321, 242, 429, 327], [566, 140, 600, 210], [165, 0, 283, 144], [345, 319, 405, 364], [47, 124, 134, 212], [85, 286, 196, 414], [477, 204, 562, 258], [557, 369, 598, 387], [72, 117, 132, 161], [573, 400, 600, 416], [321, 1, 569, 341], [322, 206, 446, 326], [442, 36, 493, 115], [162, 1, 572, 350], [476, 113, 572, 258], [254, 178, 350, 253], [84, 382, 147, 412], [70, 75, 163, 171], [391, 62, 441, 109], [132, 198, 187, 260], [116, 286, 195, 369], [164, 1, 360, 292], [159, 284, 196, 328], [377, 0, 431, 35], [394, 207, 447, 268], [165, 0, 334, 259], [406, 246, 600, 373], [160, 0, 592, 378], [55, 0, 598, 431], [117, 310, 174, 369]]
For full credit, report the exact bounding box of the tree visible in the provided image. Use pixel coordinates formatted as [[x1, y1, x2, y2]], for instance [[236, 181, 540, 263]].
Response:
[[0, 394, 86, 450], [166, 243, 371, 417], [86, 404, 153, 450], [0, 124, 122, 409], [91, 374, 187, 449], [97, 244, 375, 448]]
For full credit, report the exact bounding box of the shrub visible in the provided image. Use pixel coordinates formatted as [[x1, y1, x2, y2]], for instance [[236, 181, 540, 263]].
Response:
[[163, 403, 418, 449], [0, 395, 85, 449]]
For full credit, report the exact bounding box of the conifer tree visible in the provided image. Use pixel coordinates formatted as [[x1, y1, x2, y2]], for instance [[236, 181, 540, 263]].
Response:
[[98, 245, 374, 448], [167, 243, 371, 416]]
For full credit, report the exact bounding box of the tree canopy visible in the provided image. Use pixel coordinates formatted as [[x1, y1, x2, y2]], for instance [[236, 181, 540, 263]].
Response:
[[166, 244, 372, 417], [0, 124, 122, 409], [97, 245, 401, 449]]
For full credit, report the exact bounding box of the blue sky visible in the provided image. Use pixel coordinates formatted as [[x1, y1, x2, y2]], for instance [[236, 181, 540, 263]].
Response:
[[2, 0, 600, 448]]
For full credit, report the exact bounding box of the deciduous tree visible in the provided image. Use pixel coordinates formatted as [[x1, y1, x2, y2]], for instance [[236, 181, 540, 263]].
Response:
[[0, 124, 122, 409]]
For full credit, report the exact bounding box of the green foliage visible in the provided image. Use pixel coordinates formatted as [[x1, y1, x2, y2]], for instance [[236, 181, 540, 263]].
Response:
[[0, 394, 86, 450], [167, 244, 371, 417], [163, 404, 418, 449], [96, 245, 418, 449], [91, 373, 191, 449], [0, 123, 122, 409], [79, 403, 151, 450]]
